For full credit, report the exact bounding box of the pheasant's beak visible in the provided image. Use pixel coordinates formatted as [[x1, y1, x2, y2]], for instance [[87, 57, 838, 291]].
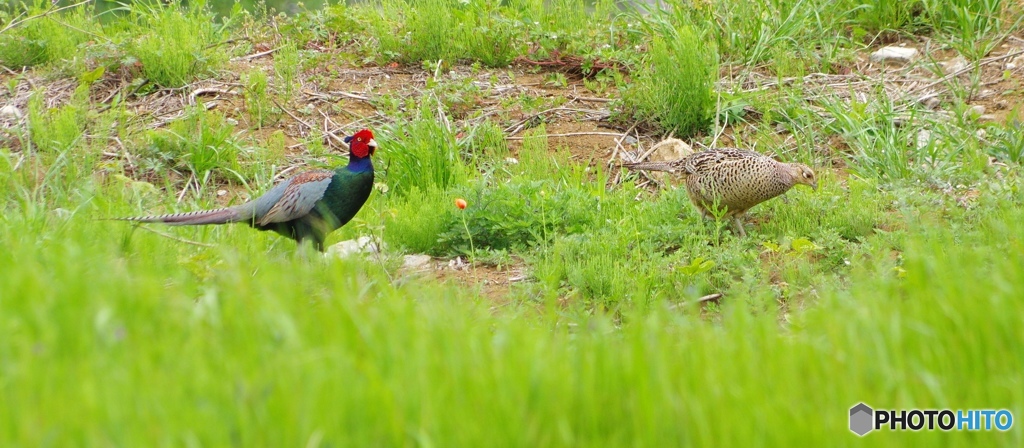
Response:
[[811, 181, 818, 191], [368, 138, 378, 155]]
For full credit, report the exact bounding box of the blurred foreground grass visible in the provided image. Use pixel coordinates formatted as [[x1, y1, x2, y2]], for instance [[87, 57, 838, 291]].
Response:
[[0, 188, 1021, 446]]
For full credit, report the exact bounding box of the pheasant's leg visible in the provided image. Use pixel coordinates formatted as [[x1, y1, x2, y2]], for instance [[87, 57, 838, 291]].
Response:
[[733, 216, 747, 237]]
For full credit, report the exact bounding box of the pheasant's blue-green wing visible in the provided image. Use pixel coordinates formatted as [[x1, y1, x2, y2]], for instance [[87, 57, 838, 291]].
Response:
[[256, 170, 335, 225]]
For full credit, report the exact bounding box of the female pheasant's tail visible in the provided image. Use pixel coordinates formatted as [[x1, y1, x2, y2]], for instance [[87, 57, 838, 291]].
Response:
[[620, 160, 684, 172], [118, 207, 248, 226]]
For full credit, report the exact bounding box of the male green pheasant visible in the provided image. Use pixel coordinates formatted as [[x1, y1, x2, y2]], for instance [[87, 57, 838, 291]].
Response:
[[623, 147, 817, 236], [122, 129, 378, 251]]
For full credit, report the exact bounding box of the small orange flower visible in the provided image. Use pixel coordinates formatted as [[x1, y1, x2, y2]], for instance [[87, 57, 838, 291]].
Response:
[[455, 198, 467, 210]]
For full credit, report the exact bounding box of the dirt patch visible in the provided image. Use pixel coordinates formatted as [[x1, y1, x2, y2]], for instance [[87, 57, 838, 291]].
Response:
[[511, 119, 626, 165], [403, 256, 527, 304]]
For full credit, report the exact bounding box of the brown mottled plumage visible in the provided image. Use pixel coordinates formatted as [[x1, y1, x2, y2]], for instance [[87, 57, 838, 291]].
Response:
[[622, 148, 818, 236]]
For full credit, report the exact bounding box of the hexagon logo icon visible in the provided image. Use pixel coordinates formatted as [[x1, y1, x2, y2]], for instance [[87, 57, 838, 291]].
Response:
[[850, 403, 874, 436]]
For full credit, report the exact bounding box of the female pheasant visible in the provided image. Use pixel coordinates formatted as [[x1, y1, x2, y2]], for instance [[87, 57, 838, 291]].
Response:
[[122, 129, 378, 251], [623, 147, 817, 236]]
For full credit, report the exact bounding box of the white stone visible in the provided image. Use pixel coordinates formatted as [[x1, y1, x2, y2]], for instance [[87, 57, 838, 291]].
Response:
[[326, 236, 386, 259], [916, 130, 931, 150], [964, 105, 986, 120], [401, 254, 432, 270], [448, 256, 469, 270], [943, 56, 968, 75], [0, 105, 22, 119], [869, 46, 919, 65], [648, 138, 693, 162]]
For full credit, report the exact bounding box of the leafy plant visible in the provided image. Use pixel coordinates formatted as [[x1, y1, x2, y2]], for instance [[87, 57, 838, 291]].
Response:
[[0, 1, 98, 70], [621, 24, 717, 138], [143, 105, 243, 185], [273, 42, 301, 102], [243, 69, 279, 129], [377, 101, 469, 198], [127, 0, 226, 87]]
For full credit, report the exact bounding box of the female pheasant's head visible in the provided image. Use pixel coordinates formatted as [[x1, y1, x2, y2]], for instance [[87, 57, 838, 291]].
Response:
[[789, 163, 818, 190], [344, 129, 377, 159]]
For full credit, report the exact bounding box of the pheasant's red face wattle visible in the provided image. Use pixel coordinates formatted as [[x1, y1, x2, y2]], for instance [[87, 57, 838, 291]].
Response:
[[349, 129, 376, 158]]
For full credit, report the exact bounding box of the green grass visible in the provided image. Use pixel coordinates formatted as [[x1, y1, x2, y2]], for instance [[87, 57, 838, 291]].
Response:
[[621, 23, 717, 137], [142, 105, 244, 187], [3, 0, 1024, 444], [1, 166, 1022, 445], [124, 0, 227, 88], [0, 1, 99, 70]]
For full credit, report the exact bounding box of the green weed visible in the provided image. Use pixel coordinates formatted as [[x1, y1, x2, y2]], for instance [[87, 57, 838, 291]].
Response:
[[622, 24, 717, 138], [843, 0, 927, 38], [126, 0, 226, 87], [369, 0, 521, 67], [243, 68, 279, 129], [0, 1, 98, 70], [924, 0, 1020, 60], [675, 0, 849, 72], [273, 41, 300, 102], [27, 91, 85, 154], [142, 105, 243, 187], [377, 102, 469, 197]]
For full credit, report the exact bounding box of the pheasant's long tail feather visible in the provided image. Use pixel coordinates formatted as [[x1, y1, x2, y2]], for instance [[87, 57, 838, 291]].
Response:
[[118, 207, 247, 226], [620, 161, 683, 172]]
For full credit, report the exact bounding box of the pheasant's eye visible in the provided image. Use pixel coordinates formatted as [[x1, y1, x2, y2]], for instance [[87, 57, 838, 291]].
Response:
[[357, 137, 363, 142], [804, 173, 812, 178]]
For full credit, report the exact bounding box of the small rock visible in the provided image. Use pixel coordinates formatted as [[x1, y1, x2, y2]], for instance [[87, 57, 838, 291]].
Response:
[[504, 157, 519, 164], [326, 236, 386, 259], [964, 105, 986, 120], [217, 189, 227, 196], [979, 114, 997, 122], [622, 135, 638, 145], [870, 46, 919, 65], [648, 138, 693, 162], [942, 56, 968, 75], [1009, 52, 1024, 69], [976, 129, 987, 139], [916, 130, 931, 150], [401, 254, 432, 270], [921, 96, 941, 110], [448, 256, 469, 271], [226, 118, 239, 126], [0, 105, 22, 119]]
